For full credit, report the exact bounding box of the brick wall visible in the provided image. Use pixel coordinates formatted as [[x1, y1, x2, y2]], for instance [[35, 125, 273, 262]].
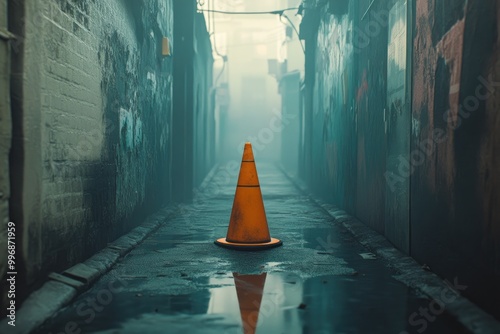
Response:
[[4, 0, 176, 311]]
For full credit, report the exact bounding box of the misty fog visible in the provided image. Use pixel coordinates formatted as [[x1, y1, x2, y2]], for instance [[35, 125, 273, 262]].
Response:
[[202, 0, 304, 165]]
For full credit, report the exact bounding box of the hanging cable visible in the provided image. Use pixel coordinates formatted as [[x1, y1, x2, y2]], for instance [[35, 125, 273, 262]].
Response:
[[279, 13, 305, 53], [198, 7, 299, 15], [214, 56, 227, 86], [210, 1, 225, 58], [198, 5, 305, 54]]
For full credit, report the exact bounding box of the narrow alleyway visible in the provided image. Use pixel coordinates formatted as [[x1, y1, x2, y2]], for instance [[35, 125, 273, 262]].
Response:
[[2, 0, 500, 333], [38, 164, 469, 334]]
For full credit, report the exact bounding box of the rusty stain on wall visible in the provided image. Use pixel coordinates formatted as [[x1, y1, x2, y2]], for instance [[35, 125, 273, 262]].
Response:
[[436, 18, 465, 194]]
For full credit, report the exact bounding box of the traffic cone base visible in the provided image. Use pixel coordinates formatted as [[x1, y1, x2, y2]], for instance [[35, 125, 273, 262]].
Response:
[[215, 237, 282, 250], [215, 142, 282, 251]]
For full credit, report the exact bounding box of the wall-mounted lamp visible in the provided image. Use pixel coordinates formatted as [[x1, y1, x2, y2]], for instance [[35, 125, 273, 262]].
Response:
[[162, 37, 171, 57]]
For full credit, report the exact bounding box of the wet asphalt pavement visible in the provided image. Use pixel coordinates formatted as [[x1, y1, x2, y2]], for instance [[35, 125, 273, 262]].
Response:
[[40, 163, 470, 334]]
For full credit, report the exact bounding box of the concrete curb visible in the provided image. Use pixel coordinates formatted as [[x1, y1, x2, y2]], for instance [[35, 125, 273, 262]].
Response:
[[278, 164, 500, 334], [0, 205, 179, 334]]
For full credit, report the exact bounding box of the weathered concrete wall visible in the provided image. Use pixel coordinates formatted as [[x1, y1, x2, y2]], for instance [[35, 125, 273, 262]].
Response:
[[303, 0, 393, 234], [4, 0, 178, 312], [302, 0, 500, 316], [309, 6, 356, 210]]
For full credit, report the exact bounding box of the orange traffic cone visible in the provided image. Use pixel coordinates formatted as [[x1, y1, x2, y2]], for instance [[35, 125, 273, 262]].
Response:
[[233, 273, 267, 334], [215, 142, 282, 250]]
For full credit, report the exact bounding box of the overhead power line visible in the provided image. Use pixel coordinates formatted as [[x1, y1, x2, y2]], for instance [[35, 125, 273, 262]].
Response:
[[199, 6, 305, 54], [198, 7, 299, 15]]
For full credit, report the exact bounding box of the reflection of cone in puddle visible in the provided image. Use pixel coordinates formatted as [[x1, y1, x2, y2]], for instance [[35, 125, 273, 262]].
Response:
[[233, 273, 267, 334]]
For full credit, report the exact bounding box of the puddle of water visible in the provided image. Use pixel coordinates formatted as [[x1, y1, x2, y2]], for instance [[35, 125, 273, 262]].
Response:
[[43, 271, 470, 334], [197, 272, 468, 334]]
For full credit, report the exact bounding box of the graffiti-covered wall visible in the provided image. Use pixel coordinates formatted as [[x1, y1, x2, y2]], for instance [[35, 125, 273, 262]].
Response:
[[3, 0, 214, 313], [411, 0, 500, 314], [301, 0, 500, 316], [303, 0, 397, 237], [6, 0, 175, 306]]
